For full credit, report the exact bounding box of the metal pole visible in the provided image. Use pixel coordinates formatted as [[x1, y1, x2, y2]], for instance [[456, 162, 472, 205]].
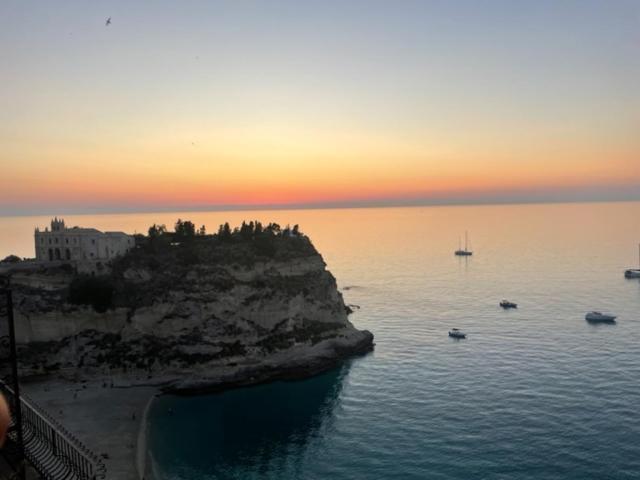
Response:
[[5, 288, 26, 480]]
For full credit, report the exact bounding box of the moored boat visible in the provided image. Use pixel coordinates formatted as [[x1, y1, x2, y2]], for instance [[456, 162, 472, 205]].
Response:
[[454, 231, 473, 256], [448, 328, 467, 339], [585, 311, 616, 323], [625, 269, 640, 279], [624, 244, 640, 278], [500, 300, 517, 309]]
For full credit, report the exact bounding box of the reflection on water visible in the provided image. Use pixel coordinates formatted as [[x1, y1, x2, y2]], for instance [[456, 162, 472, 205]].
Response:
[[148, 364, 351, 479]]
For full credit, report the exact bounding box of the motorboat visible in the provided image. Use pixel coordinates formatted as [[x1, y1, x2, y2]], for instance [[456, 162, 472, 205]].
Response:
[[624, 244, 640, 278], [625, 269, 640, 279], [585, 311, 617, 323], [454, 231, 473, 256], [448, 328, 467, 339], [500, 300, 517, 309]]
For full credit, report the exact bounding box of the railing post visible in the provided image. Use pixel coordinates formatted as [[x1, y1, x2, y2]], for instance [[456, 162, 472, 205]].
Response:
[[51, 425, 57, 456]]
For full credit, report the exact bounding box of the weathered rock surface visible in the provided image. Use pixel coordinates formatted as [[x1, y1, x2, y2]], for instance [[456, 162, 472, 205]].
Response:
[[3, 231, 373, 391]]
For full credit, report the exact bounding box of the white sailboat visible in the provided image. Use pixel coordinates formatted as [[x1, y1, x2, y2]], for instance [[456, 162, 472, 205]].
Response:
[[455, 231, 473, 256], [624, 243, 640, 278]]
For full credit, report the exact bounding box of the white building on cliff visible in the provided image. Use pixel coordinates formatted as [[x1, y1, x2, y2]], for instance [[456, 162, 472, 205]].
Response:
[[35, 218, 134, 270]]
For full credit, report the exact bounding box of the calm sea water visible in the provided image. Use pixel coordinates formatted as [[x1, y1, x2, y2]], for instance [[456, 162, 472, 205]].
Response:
[[3, 202, 640, 479]]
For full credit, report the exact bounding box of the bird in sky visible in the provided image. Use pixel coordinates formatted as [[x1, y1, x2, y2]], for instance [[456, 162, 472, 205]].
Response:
[[105, 17, 112, 26]]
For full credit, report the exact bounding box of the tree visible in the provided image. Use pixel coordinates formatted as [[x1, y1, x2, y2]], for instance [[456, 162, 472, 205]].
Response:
[[0, 255, 21, 264], [266, 222, 281, 235], [218, 222, 232, 241], [240, 221, 253, 239], [148, 224, 167, 238], [174, 219, 196, 239], [198, 225, 206, 236]]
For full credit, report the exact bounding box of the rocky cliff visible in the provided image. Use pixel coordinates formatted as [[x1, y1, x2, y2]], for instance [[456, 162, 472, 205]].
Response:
[[4, 226, 373, 392]]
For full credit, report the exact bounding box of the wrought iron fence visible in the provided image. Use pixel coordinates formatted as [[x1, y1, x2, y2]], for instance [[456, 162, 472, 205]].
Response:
[[1, 285, 106, 480]]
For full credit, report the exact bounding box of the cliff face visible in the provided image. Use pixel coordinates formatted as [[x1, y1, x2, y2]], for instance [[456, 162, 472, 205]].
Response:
[[6, 232, 373, 391]]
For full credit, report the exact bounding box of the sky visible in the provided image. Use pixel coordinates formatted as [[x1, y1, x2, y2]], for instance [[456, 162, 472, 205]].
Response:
[[1, 0, 639, 215]]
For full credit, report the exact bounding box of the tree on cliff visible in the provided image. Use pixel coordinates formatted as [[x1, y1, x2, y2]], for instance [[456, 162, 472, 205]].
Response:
[[174, 219, 196, 239], [265, 223, 281, 235], [147, 223, 170, 251], [148, 224, 167, 238], [218, 222, 232, 241], [240, 221, 255, 239]]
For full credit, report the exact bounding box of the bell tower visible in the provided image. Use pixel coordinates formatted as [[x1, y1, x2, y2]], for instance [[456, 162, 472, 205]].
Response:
[[51, 217, 66, 232]]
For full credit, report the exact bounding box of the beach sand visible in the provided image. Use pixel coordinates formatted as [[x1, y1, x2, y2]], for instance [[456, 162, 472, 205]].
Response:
[[23, 379, 157, 479]]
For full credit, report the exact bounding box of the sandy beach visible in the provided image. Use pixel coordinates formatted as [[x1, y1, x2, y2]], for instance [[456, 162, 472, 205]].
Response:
[[23, 379, 158, 479]]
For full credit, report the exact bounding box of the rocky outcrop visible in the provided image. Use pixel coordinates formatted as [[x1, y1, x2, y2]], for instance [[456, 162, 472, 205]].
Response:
[[4, 231, 373, 390]]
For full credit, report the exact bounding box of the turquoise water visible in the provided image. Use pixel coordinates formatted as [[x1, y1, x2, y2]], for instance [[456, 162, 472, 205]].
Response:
[[7, 203, 637, 479], [145, 202, 640, 479]]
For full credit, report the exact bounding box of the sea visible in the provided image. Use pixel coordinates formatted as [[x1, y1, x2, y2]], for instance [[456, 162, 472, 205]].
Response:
[[2, 202, 640, 479]]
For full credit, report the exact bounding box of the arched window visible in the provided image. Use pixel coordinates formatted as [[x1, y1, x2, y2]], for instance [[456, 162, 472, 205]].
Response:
[[48, 248, 54, 261], [65, 248, 71, 260], [54, 248, 61, 260]]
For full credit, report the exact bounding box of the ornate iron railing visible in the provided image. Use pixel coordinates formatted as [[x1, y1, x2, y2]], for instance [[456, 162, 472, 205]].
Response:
[[1, 285, 106, 479]]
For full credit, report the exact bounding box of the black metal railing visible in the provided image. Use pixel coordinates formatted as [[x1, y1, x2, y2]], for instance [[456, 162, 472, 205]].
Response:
[[1, 284, 106, 479], [1, 382, 106, 480]]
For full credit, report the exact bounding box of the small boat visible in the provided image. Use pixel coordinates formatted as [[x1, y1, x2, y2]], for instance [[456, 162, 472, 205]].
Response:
[[500, 300, 517, 309], [624, 244, 640, 278], [454, 231, 473, 256], [585, 311, 617, 323], [448, 328, 467, 339]]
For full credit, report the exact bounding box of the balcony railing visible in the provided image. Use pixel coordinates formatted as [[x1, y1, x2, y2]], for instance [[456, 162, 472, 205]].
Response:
[[1, 285, 106, 479]]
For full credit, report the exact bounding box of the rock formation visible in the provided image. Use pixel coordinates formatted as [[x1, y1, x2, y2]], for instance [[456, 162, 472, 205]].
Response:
[[3, 224, 374, 393]]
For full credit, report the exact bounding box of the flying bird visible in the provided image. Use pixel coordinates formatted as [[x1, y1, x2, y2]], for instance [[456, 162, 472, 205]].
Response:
[[105, 17, 112, 26]]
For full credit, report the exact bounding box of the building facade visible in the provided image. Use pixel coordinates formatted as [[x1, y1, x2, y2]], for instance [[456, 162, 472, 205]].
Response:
[[35, 218, 134, 269]]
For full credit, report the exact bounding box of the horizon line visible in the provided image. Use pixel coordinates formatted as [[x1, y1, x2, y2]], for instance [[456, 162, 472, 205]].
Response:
[[2, 195, 640, 219]]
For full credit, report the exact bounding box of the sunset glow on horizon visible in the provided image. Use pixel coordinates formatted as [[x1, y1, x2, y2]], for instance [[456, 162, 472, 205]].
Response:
[[1, 0, 639, 215]]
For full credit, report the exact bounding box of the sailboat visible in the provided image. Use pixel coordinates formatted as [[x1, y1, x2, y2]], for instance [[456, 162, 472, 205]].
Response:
[[624, 243, 640, 278], [455, 231, 473, 256]]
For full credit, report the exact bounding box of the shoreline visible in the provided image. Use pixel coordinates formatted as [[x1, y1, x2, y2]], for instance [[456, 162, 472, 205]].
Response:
[[22, 379, 158, 479], [137, 392, 158, 480], [22, 331, 374, 478]]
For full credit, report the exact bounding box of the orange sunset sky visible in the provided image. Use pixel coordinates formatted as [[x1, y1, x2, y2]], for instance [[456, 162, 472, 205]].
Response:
[[1, 1, 639, 215]]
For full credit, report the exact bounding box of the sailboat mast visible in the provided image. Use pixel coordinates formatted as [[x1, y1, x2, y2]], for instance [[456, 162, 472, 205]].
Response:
[[465, 231, 468, 251]]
